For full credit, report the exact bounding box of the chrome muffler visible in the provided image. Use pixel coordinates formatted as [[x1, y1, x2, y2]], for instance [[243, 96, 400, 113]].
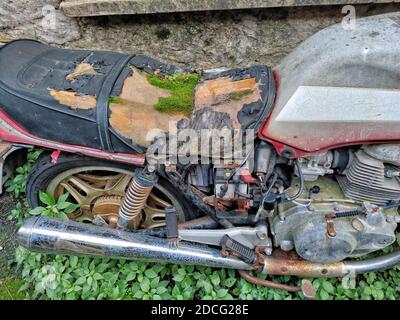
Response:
[[17, 216, 251, 270], [17, 217, 400, 277]]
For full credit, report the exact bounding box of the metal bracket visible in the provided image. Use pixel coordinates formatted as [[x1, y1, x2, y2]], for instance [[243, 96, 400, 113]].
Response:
[[178, 225, 272, 250]]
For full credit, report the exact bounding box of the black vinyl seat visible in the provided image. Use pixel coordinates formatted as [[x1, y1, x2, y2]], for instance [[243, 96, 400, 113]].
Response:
[[0, 39, 138, 153], [0, 40, 276, 155]]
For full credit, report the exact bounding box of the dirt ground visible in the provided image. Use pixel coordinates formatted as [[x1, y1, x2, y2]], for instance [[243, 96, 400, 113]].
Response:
[[0, 193, 18, 277]]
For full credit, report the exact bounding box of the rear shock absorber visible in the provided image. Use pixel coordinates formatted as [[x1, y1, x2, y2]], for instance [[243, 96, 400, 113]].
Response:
[[117, 167, 158, 230]]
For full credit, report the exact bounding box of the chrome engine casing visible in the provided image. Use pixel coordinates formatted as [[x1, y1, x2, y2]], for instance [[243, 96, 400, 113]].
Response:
[[272, 177, 398, 264], [272, 203, 397, 264]]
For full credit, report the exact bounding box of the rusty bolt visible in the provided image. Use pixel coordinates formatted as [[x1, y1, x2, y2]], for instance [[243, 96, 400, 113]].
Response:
[[325, 213, 337, 238], [257, 232, 268, 240]]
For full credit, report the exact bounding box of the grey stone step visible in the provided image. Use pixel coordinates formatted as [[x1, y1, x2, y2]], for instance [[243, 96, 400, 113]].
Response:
[[61, 0, 400, 17]]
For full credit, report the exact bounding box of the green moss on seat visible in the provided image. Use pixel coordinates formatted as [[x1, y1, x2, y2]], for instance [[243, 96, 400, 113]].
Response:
[[228, 89, 253, 101], [108, 96, 122, 104], [147, 73, 200, 116]]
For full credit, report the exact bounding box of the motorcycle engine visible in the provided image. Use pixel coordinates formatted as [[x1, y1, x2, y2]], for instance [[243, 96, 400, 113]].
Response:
[[186, 143, 399, 264], [272, 192, 398, 263], [273, 144, 400, 263]]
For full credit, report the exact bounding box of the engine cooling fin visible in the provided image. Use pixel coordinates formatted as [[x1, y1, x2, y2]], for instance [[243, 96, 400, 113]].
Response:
[[337, 150, 400, 206]]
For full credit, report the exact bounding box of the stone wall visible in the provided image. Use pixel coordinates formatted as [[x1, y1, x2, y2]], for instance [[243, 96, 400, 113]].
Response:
[[1, 1, 400, 68]]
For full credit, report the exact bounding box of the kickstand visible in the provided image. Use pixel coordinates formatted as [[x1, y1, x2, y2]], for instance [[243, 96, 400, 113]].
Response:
[[238, 270, 316, 299]]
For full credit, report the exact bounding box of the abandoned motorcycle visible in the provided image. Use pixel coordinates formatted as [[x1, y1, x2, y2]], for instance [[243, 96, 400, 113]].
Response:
[[0, 14, 399, 297]]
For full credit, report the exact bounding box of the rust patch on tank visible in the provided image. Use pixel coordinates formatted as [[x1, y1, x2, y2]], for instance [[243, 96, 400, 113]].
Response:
[[109, 67, 186, 147], [66, 63, 98, 81], [194, 77, 261, 129], [49, 89, 97, 109]]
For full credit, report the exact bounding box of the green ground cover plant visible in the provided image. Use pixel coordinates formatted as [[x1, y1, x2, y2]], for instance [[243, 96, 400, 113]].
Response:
[[3, 150, 400, 300], [0, 275, 25, 300]]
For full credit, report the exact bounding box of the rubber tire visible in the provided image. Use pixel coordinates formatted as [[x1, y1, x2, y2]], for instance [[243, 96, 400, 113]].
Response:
[[26, 152, 198, 221]]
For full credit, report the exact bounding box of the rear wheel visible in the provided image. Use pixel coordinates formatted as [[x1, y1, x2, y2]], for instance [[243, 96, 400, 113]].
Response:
[[26, 153, 197, 229]]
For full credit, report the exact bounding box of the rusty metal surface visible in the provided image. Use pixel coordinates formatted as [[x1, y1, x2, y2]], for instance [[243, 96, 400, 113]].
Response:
[[238, 270, 301, 293], [0, 142, 12, 156], [262, 250, 346, 277], [0, 143, 21, 194], [177, 216, 217, 230]]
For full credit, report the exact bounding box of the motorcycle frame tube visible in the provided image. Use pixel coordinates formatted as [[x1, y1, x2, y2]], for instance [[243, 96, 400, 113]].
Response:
[[0, 108, 145, 165]]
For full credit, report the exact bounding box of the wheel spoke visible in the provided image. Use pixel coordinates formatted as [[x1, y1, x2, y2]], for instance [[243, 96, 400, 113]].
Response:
[[147, 192, 171, 208], [142, 206, 166, 229], [110, 175, 132, 194], [67, 175, 104, 196], [60, 181, 87, 207]]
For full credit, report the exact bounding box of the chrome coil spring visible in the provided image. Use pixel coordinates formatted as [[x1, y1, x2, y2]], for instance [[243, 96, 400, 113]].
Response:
[[117, 168, 158, 229]]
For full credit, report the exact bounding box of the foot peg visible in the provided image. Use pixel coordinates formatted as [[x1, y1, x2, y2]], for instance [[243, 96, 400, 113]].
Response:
[[220, 234, 257, 264], [165, 206, 180, 246]]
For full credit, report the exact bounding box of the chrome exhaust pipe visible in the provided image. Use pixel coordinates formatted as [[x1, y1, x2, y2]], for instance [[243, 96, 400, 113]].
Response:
[[17, 216, 251, 270], [17, 217, 400, 277]]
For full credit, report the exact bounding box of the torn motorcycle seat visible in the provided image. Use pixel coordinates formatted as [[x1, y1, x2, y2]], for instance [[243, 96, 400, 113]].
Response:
[[0, 39, 275, 155]]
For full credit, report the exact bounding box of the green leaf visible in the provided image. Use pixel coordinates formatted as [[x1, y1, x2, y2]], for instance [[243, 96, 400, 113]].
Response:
[[321, 281, 335, 294], [57, 201, 73, 210], [75, 276, 86, 285], [156, 287, 167, 295], [203, 281, 213, 294], [241, 281, 253, 294], [64, 203, 80, 214], [39, 192, 55, 206], [41, 210, 52, 217], [93, 273, 103, 281], [57, 193, 70, 206], [150, 277, 160, 289], [144, 269, 158, 279], [319, 288, 331, 300], [29, 207, 46, 216], [126, 272, 136, 282], [140, 277, 150, 292], [172, 285, 181, 297], [58, 212, 69, 221], [173, 273, 185, 282], [223, 278, 236, 288], [70, 256, 78, 268], [210, 272, 220, 286], [217, 289, 228, 298]]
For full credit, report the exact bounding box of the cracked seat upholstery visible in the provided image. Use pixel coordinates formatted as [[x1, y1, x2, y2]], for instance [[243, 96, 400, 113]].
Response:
[[0, 40, 275, 154]]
